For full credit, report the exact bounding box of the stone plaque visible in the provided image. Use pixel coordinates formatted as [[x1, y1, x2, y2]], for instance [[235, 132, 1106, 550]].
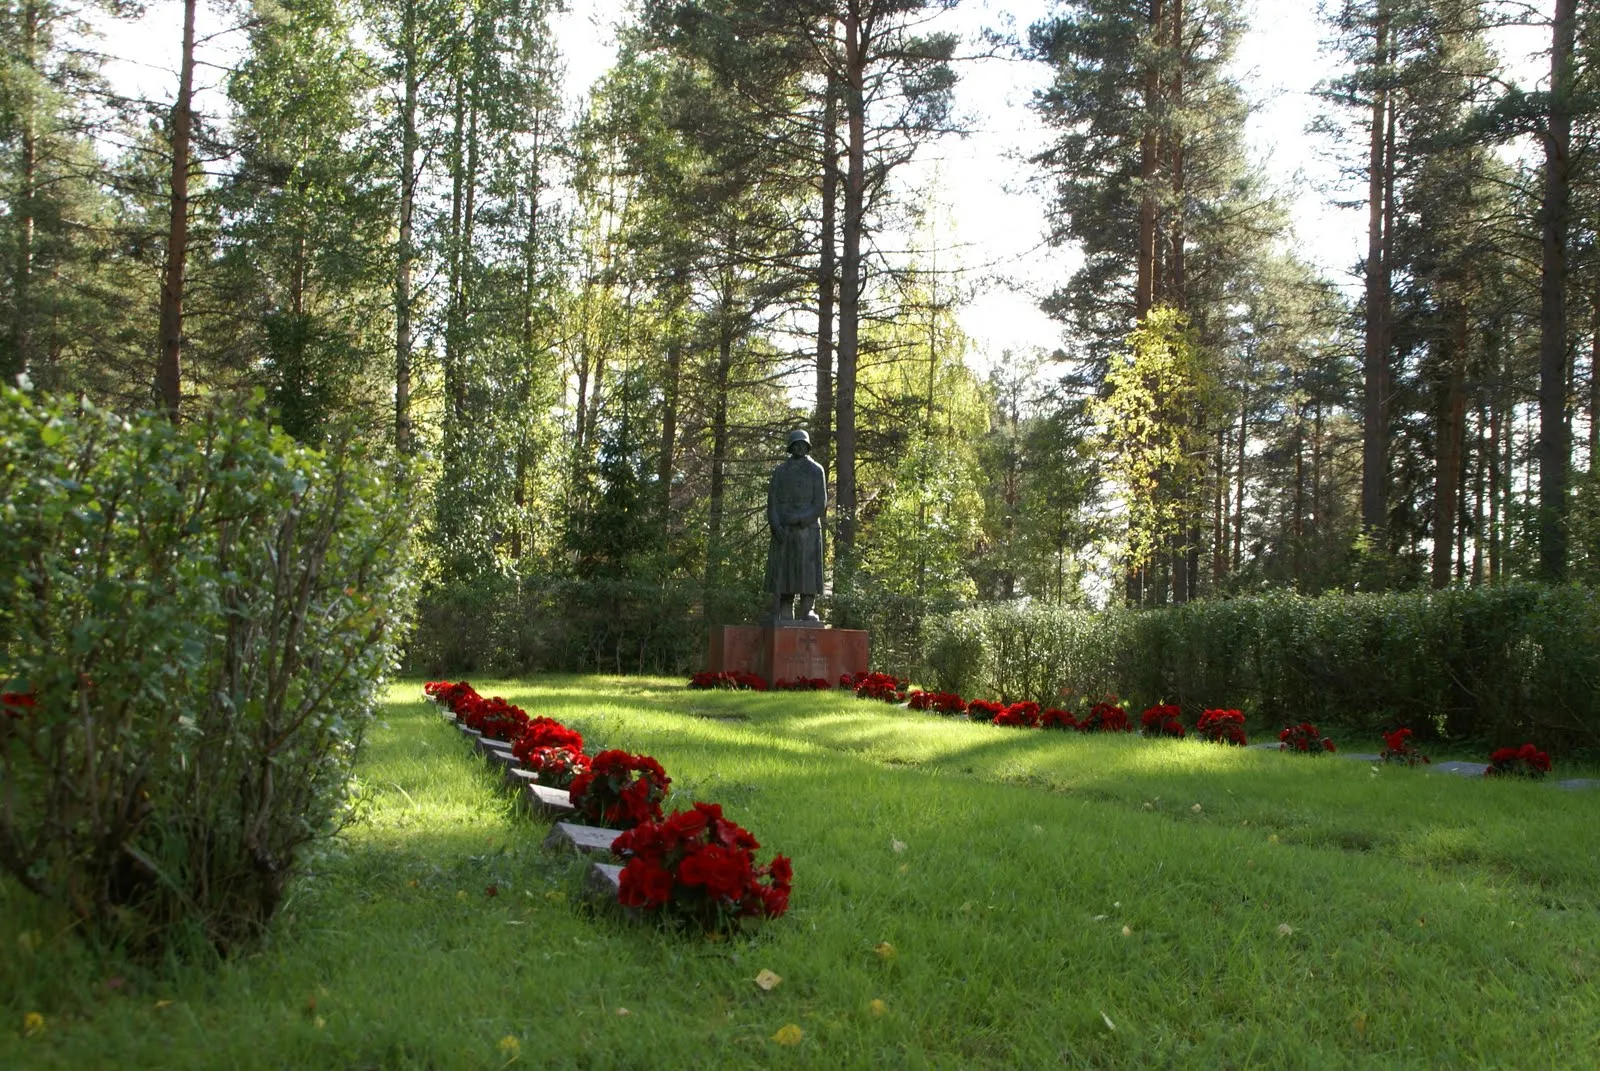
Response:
[[544, 822, 621, 856], [523, 782, 576, 818]]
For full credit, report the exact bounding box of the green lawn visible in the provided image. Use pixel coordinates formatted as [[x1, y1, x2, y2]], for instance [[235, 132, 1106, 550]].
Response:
[[4, 676, 1598, 1068]]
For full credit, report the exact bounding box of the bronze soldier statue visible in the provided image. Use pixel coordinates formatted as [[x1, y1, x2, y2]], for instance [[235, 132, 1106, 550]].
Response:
[[766, 429, 826, 624]]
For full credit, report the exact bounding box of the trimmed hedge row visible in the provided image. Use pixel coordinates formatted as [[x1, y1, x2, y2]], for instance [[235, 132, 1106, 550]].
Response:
[[923, 585, 1600, 754]]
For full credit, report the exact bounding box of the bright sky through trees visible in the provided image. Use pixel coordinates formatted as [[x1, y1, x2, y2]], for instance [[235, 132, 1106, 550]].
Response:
[[100, 0, 1551, 367]]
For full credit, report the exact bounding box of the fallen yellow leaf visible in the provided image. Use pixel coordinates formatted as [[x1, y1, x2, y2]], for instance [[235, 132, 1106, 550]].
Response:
[[23, 1012, 44, 1037], [873, 941, 896, 961], [754, 969, 782, 991], [498, 1035, 521, 1057], [1277, 923, 1294, 937], [891, 839, 907, 854], [153, 1000, 173, 1010], [1191, 803, 1203, 814], [869, 999, 887, 1018], [772, 1023, 803, 1046], [1121, 925, 1132, 937], [615, 1007, 631, 1017]]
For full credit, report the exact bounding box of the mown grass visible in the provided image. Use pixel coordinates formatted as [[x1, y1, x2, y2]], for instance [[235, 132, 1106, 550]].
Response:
[[3, 676, 1598, 1068]]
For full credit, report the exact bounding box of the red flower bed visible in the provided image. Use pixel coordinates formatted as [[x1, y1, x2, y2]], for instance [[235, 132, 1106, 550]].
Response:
[[460, 694, 530, 741], [689, 670, 767, 691], [1039, 707, 1078, 730], [842, 672, 906, 703], [994, 701, 1041, 728], [1196, 708, 1247, 746], [1278, 722, 1336, 754], [1380, 727, 1429, 766], [907, 690, 967, 715], [424, 679, 481, 715], [611, 802, 792, 928], [772, 677, 830, 691], [518, 745, 591, 789], [1078, 701, 1131, 733], [512, 716, 584, 760], [965, 698, 1005, 724], [1485, 743, 1551, 779], [568, 750, 671, 829], [1139, 704, 1185, 738]]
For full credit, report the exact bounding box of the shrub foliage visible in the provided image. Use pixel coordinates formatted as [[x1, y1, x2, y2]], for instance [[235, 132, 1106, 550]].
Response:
[[923, 588, 1600, 753], [0, 390, 414, 952]]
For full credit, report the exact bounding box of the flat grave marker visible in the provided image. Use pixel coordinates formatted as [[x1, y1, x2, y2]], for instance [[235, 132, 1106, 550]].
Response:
[[544, 821, 620, 857]]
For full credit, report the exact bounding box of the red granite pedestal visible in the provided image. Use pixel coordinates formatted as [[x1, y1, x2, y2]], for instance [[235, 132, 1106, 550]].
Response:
[[707, 625, 869, 685]]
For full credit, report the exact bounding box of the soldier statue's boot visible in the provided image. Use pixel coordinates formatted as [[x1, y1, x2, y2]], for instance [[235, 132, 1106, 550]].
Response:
[[797, 595, 819, 623], [776, 593, 795, 621]]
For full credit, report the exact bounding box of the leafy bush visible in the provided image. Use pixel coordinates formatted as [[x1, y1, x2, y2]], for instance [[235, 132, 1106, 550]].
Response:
[[0, 389, 414, 953], [920, 586, 1600, 755]]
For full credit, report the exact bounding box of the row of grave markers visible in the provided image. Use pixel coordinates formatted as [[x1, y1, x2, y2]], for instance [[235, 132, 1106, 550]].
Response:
[[430, 700, 634, 908]]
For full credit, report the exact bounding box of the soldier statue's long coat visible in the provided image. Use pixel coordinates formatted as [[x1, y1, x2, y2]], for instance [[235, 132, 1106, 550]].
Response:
[[765, 451, 827, 595]]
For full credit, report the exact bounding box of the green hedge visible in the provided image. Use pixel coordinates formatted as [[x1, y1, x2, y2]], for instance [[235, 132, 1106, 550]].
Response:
[[923, 587, 1600, 754], [0, 389, 415, 952]]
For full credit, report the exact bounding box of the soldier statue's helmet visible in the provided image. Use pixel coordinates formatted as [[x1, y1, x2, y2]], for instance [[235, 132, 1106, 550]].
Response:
[[787, 429, 811, 448]]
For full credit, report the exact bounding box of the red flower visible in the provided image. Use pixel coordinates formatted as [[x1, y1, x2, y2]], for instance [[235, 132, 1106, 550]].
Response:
[[1381, 727, 1430, 767], [907, 690, 967, 715], [1196, 709, 1247, 746], [612, 804, 792, 929], [1039, 708, 1078, 730], [568, 750, 671, 829], [1278, 722, 1334, 755], [1139, 704, 1185, 738], [1079, 702, 1131, 733], [1485, 743, 1551, 779], [966, 699, 1005, 724], [512, 717, 584, 762]]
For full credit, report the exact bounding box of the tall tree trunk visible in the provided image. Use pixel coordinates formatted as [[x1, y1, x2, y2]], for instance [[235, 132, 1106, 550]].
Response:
[[155, 0, 197, 423], [1212, 426, 1226, 583], [7, 0, 39, 383], [1473, 396, 1487, 584], [1167, 0, 1185, 309], [1590, 276, 1600, 469], [1135, 0, 1163, 320], [445, 70, 466, 423], [1432, 304, 1467, 588], [394, 0, 419, 454], [1537, 0, 1575, 581], [814, 70, 838, 467], [706, 290, 733, 592], [1293, 400, 1306, 586], [834, 8, 868, 597], [1233, 395, 1246, 571], [1360, 8, 1392, 535]]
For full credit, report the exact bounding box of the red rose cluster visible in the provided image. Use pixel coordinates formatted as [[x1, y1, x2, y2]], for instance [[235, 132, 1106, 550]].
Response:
[[907, 690, 967, 715], [689, 670, 768, 691], [1080, 701, 1133, 734], [1380, 727, 1429, 766], [993, 701, 1041, 728], [1278, 722, 1336, 754], [772, 677, 831, 691], [611, 802, 792, 927], [1140, 704, 1186, 739], [965, 698, 1005, 723], [1485, 743, 1551, 779], [425, 681, 593, 788], [1196, 709, 1247, 746], [568, 750, 671, 829], [841, 672, 906, 703], [1039, 707, 1078, 730]]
